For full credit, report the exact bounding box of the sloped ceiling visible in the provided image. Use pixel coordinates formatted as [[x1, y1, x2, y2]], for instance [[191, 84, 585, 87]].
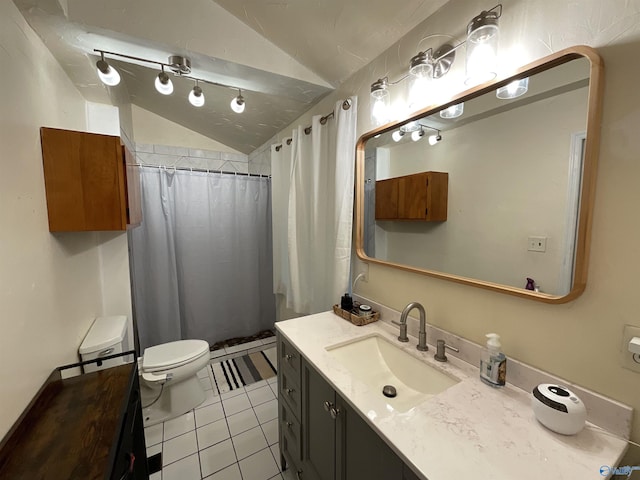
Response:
[[14, 0, 449, 153]]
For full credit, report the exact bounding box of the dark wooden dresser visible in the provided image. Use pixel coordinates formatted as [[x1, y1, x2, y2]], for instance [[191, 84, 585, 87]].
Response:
[[0, 361, 148, 479]]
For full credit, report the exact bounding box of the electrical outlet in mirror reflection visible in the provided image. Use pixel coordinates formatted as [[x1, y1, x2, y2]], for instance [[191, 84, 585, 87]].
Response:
[[620, 325, 640, 373]]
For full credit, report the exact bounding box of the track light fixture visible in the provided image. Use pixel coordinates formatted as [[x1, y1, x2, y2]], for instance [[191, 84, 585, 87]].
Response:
[[369, 4, 503, 122], [94, 49, 247, 113], [230, 90, 245, 113], [189, 80, 205, 107], [155, 66, 174, 95], [95, 52, 120, 86], [393, 123, 441, 145]]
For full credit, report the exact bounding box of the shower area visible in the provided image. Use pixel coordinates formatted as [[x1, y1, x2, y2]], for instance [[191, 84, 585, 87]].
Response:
[[128, 150, 275, 351]]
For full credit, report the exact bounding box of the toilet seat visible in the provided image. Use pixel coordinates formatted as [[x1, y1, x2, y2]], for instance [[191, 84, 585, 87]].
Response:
[[143, 339, 209, 373]]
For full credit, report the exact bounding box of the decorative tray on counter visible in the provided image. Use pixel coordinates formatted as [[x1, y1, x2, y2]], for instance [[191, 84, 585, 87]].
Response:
[[332, 303, 379, 326]]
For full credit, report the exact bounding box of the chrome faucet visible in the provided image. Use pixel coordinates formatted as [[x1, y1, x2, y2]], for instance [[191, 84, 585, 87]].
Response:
[[397, 302, 428, 351]]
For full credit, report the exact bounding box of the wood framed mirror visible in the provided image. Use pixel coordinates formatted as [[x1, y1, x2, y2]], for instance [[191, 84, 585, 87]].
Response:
[[355, 46, 604, 303]]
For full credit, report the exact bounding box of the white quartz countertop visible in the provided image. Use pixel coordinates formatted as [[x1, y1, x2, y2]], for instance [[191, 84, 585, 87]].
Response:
[[275, 311, 628, 480]]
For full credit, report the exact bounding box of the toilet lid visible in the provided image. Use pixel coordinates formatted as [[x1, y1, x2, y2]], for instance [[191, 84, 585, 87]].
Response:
[[143, 340, 209, 372]]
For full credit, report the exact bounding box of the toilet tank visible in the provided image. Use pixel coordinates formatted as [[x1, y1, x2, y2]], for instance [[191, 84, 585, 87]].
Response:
[[79, 316, 129, 373]]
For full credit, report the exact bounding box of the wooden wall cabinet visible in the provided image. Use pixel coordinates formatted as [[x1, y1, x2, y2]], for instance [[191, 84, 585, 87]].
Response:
[[375, 171, 448, 221], [40, 127, 141, 232], [277, 333, 420, 480]]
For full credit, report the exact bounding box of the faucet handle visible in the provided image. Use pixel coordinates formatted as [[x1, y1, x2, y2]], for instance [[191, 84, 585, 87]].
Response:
[[434, 339, 459, 362]]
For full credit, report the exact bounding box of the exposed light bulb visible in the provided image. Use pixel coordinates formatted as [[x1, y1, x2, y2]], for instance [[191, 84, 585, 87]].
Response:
[[465, 8, 500, 85], [371, 91, 390, 126], [189, 85, 205, 107], [392, 130, 404, 142], [230, 93, 245, 113], [429, 134, 442, 146], [96, 59, 120, 86], [155, 71, 173, 95], [411, 130, 424, 142]]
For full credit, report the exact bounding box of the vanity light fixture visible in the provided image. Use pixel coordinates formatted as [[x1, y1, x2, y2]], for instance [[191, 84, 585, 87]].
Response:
[[496, 77, 529, 99], [370, 78, 391, 126], [410, 124, 442, 144], [188, 80, 205, 107], [93, 49, 248, 113], [95, 52, 121, 86], [440, 102, 464, 119], [465, 4, 502, 86], [392, 130, 405, 142], [368, 4, 503, 121], [230, 89, 245, 113]]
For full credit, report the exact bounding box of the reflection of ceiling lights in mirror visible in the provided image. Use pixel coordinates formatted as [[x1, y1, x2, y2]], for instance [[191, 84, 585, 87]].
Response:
[[392, 130, 405, 142], [369, 4, 503, 122], [95, 49, 246, 113], [496, 77, 529, 99], [440, 103, 464, 119], [411, 129, 424, 142], [428, 134, 442, 145]]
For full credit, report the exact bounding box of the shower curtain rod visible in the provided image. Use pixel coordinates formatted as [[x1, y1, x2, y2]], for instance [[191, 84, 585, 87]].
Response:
[[135, 163, 271, 178], [274, 98, 352, 152]]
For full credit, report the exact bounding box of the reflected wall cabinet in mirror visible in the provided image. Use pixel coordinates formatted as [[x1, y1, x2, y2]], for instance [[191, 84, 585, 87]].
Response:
[[355, 46, 604, 303]]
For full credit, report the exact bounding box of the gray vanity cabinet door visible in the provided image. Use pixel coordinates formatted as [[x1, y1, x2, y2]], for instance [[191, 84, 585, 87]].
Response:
[[301, 359, 337, 480], [336, 396, 403, 480]]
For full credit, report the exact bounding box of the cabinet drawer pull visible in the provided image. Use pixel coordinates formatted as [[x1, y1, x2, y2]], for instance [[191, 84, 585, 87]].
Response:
[[98, 347, 114, 357], [285, 353, 295, 361], [285, 388, 295, 395], [296, 469, 304, 480], [286, 421, 293, 428], [323, 401, 333, 412], [329, 406, 340, 420]]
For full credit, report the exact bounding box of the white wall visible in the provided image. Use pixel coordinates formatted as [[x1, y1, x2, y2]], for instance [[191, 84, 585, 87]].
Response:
[[270, 0, 640, 448], [374, 87, 587, 294], [132, 105, 241, 154], [0, 2, 106, 437]]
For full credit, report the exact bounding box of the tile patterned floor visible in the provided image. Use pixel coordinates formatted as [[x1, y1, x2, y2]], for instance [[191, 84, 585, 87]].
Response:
[[143, 337, 295, 480]]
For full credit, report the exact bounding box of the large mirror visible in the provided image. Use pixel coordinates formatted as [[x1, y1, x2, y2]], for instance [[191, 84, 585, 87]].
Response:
[[355, 46, 604, 303]]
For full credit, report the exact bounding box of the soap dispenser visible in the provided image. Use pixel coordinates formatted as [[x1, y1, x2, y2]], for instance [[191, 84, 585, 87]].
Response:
[[480, 333, 506, 388]]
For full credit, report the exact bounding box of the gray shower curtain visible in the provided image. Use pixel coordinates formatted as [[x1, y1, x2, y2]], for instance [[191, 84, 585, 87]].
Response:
[[129, 167, 275, 350]]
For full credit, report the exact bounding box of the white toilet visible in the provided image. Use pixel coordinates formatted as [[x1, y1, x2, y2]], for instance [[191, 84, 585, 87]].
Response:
[[140, 339, 211, 426]]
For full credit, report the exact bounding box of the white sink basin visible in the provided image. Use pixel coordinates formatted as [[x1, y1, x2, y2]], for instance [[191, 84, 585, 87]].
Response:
[[326, 334, 459, 412]]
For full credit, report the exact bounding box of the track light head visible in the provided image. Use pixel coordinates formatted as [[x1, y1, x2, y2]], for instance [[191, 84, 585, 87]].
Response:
[[411, 129, 424, 142], [96, 54, 120, 86], [231, 91, 245, 113], [155, 69, 173, 95], [392, 130, 405, 142], [429, 134, 442, 145], [189, 84, 205, 107]]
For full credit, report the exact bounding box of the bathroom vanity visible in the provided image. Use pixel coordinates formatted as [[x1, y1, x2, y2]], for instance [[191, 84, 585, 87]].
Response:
[[0, 361, 147, 479], [276, 311, 628, 480]]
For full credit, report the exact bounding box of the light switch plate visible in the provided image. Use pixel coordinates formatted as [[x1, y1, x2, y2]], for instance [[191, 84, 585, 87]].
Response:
[[620, 325, 640, 372], [528, 236, 547, 252]]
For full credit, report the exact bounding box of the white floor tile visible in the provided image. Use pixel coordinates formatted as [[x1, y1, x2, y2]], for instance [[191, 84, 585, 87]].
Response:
[[211, 349, 227, 359], [247, 385, 276, 407], [147, 442, 162, 458], [195, 402, 225, 427], [222, 392, 252, 416], [254, 399, 278, 424], [204, 462, 242, 480], [197, 388, 221, 409], [245, 379, 268, 392], [262, 347, 277, 367], [267, 376, 278, 385], [261, 418, 278, 446], [268, 475, 284, 480], [197, 418, 230, 450], [145, 423, 163, 447], [162, 453, 201, 480], [163, 431, 198, 466], [225, 344, 248, 355], [150, 472, 162, 480], [261, 337, 277, 345], [220, 387, 246, 400], [232, 426, 268, 460], [227, 408, 260, 436], [268, 383, 278, 397], [164, 411, 196, 441], [238, 448, 280, 480], [240, 340, 265, 351], [200, 439, 237, 477]]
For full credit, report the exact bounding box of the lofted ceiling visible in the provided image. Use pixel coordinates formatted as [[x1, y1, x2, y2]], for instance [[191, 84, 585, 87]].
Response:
[[14, 0, 449, 154]]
